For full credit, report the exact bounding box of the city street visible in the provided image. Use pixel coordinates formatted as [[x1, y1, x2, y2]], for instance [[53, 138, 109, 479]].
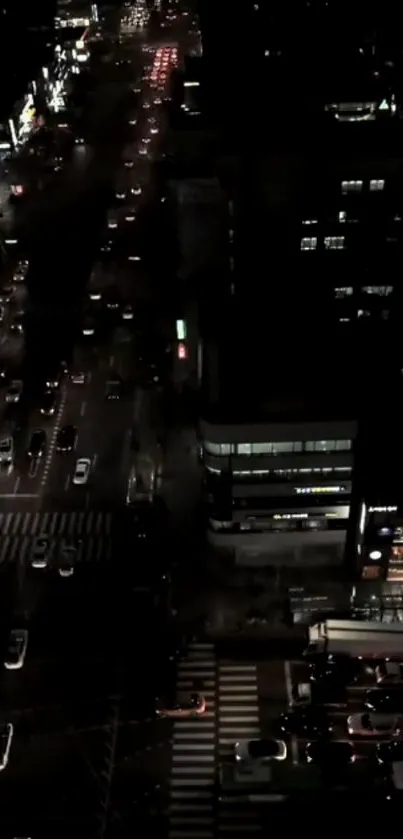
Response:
[[0, 3, 209, 836]]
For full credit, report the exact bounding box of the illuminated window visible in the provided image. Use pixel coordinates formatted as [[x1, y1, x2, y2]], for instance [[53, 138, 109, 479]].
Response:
[[361, 286, 393, 296], [272, 442, 294, 454], [251, 443, 273, 454], [357, 309, 370, 318], [300, 237, 317, 251], [302, 219, 318, 225], [338, 211, 347, 223], [204, 442, 232, 456], [236, 442, 303, 456], [341, 180, 363, 194], [237, 444, 252, 455], [325, 236, 345, 250], [370, 179, 385, 192], [334, 287, 353, 298], [304, 440, 352, 453]]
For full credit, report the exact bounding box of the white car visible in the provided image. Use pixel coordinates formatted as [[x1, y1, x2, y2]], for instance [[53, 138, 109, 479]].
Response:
[[347, 712, 400, 738], [122, 303, 134, 320], [235, 739, 287, 763], [0, 722, 13, 771], [132, 184, 142, 195], [73, 458, 91, 485], [70, 371, 86, 384], [107, 210, 118, 229], [89, 289, 102, 301], [4, 629, 28, 670], [5, 379, 23, 403], [0, 436, 14, 464], [30, 536, 50, 569], [123, 208, 136, 222], [13, 260, 29, 282], [82, 318, 95, 337]]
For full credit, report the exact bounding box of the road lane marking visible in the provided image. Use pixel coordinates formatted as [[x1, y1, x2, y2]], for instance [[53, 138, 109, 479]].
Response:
[[64, 474, 70, 491], [80, 401, 86, 416], [0, 493, 38, 499], [13, 476, 20, 494], [284, 660, 298, 765], [40, 386, 67, 490]]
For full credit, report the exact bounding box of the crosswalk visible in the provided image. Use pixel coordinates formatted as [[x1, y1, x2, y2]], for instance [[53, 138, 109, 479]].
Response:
[[0, 511, 112, 538], [0, 511, 113, 566], [217, 662, 262, 837], [168, 641, 216, 839], [167, 645, 263, 839]]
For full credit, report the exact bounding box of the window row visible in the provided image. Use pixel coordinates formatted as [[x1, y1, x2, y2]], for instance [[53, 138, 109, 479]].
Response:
[[301, 236, 345, 251], [204, 440, 353, 456], [341, 179, 385, 194], [206, 466, 352, 478], [334, 286, 393, 298]]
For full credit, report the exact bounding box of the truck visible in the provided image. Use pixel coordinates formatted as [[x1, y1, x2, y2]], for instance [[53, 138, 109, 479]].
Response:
[[305, 619, 403, 659]]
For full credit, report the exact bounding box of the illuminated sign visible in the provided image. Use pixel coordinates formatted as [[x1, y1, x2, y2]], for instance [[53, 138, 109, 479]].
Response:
[[295, 486, 346, 495], [176, 319, 186, 341], [369, 506, 397, 513], [8, 118, 17, 148], [273, 513, 308, 520]]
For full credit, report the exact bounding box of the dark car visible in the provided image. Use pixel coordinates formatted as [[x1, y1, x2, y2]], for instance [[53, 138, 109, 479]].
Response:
[[56, 425, 77, 453], [305, 740, 356, 771], [105, 379, 122, 400], [310, 655, 360, 686], [364, 689, 403, 714], [39, 390, 57, 417], [376, 740, 403, 765], [278, 707, 333, 739], [27, 429, 46, 458]]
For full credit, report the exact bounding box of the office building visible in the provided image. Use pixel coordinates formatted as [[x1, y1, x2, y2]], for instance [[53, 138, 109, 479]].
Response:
[[199, 301, 363, 568], [0, 1, 56, 120]]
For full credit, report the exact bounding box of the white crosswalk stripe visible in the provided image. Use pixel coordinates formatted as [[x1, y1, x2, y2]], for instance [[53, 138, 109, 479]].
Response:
[[169, 642, 216, 839], [0, 512, 113, 565], [217, 661, 262, 837]]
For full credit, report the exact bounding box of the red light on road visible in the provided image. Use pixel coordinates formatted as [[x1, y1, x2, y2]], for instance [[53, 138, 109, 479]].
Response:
[[178, 343, 187, 360]]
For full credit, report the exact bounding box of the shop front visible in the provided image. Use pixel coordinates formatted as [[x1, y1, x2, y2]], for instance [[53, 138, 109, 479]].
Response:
[[356, 500, 403, 581]]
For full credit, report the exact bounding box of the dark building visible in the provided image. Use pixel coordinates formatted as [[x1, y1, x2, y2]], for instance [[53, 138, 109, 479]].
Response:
[[0, 1, 56, 118]]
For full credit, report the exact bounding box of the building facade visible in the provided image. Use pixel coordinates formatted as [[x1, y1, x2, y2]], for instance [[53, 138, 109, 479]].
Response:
[[201, 415, 357, 567]]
